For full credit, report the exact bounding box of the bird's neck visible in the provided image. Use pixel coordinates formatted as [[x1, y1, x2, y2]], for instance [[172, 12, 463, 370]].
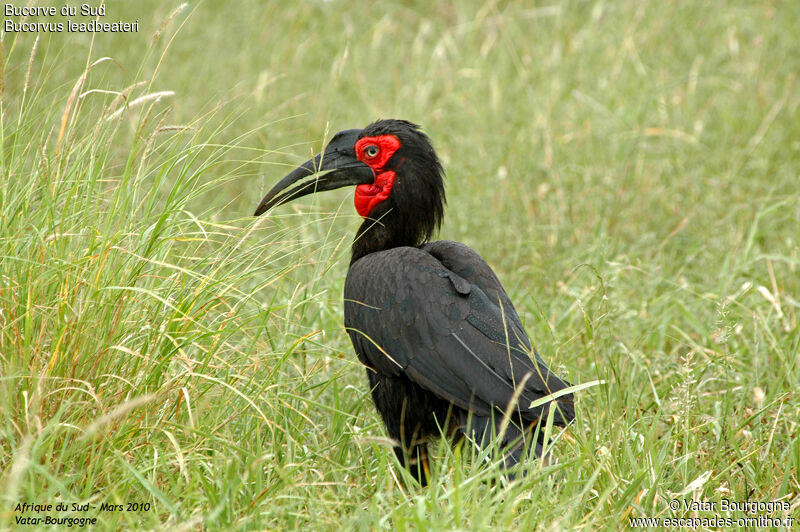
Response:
[[351, 216, 419, 263]]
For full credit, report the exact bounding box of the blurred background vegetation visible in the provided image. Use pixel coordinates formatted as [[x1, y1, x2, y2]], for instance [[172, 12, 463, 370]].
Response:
[[1, 1, 798, 529]]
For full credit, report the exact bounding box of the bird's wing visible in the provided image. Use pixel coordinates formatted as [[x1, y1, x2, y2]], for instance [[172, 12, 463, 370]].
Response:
[[344, 245, 574, 425], [422, 240, 559, 372]]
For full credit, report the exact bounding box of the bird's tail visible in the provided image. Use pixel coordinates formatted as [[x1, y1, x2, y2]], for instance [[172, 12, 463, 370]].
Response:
[[458, 412, 548, 477]]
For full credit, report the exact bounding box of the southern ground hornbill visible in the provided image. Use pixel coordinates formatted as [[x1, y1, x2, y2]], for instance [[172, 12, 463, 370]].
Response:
[[254, 119, 574, 484]]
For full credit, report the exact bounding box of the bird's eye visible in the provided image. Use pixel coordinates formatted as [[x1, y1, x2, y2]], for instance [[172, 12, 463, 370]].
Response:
[[364, 145, 379, 158]]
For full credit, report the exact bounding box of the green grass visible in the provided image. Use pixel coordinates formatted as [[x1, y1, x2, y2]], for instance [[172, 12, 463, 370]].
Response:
[[2, 1, 799, 529]]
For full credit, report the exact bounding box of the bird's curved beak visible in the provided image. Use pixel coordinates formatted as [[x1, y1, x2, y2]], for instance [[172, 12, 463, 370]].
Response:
[[254, 128, 374, 216]]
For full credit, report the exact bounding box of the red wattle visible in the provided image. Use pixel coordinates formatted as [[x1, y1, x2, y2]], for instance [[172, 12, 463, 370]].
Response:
[[354, 171, 396, 218]]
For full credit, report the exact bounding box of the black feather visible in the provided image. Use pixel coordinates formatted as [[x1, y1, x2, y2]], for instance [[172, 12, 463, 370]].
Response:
[[261, 119, 575, 485], [345, 243, 574, 484]]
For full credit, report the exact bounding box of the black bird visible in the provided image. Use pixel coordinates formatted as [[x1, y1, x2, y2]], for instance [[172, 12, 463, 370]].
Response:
[[255, 120, 574, 484]]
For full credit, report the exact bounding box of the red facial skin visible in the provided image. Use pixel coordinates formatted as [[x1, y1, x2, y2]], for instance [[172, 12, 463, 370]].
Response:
[[353, 135, 402, 218]]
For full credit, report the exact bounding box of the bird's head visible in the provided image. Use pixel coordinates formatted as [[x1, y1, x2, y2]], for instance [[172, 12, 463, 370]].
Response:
[[255, 119, 446, 255]]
